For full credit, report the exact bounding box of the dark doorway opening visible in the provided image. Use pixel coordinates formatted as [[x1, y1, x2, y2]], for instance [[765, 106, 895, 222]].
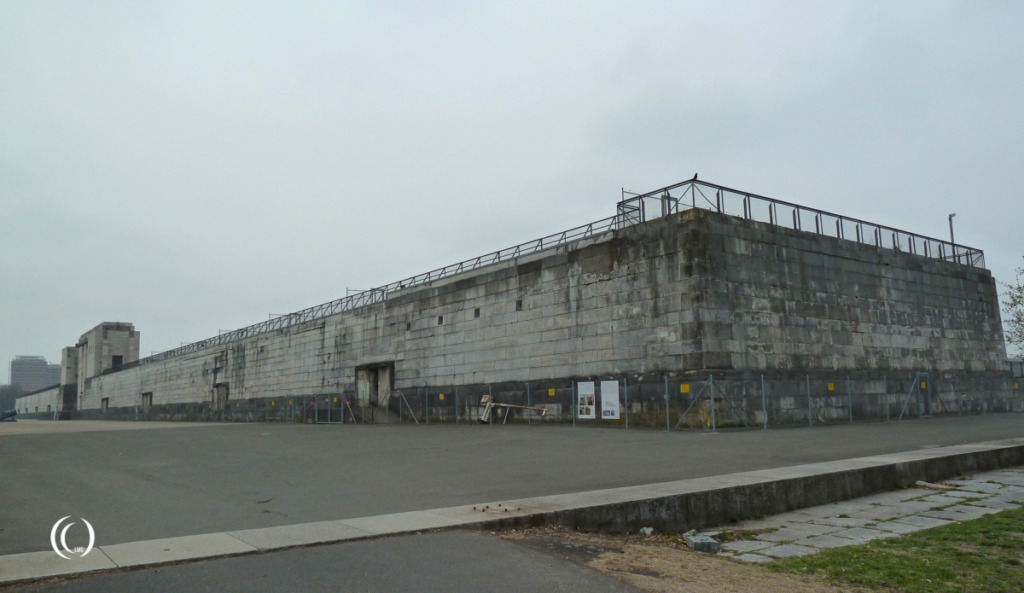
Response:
[[213, 383, 229, 410], [356, 363, 394, 408]]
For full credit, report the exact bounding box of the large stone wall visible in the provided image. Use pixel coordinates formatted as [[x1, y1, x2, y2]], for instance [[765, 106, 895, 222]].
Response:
[[15, 386, 61, 416], [699, 213, 1007, 374], [65, 208, 1011, 422]]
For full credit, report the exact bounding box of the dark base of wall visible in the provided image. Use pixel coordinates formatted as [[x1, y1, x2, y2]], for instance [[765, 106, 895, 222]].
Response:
[[46, 368, 1024, 427]]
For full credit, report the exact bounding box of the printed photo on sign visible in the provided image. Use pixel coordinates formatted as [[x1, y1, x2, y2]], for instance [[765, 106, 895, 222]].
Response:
[[600, 380, 620, 419], [577, 382, 596, 419]]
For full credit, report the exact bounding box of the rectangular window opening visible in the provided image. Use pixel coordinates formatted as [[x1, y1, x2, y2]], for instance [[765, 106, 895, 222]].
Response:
[[474, 308, 480, 318], [516, 299, 523, 311], [112, 355, 123, 368], [437, 315, 444, 325]]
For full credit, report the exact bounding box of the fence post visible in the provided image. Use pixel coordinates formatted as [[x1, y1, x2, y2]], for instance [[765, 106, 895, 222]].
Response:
[[954, 375, 961, 416], [806, 374, 813, 427], [623, 376, 628, 429], [884, 375, 889, 420], [847, 376, 853, 424], [709, 374, 716, 433], [761, 374, 767, 430], [572, 380, 577, 427], [455, 385, 459, 425], [526, 382, 531, 425], [664, 375, 670, 432]]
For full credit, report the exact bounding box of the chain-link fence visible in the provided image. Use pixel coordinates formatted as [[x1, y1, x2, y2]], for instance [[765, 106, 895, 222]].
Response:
[[70, 371, 1021, 428], [367, 372, 1023, 430]]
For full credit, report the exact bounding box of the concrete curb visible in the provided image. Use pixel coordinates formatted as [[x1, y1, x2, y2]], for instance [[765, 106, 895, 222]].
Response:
[[481, 437, 1024, 533], [4, 437, 1022, 585]]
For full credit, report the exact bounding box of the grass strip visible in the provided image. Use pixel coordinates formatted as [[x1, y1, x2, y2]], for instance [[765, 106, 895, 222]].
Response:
[[770, 505, 1024, 593]]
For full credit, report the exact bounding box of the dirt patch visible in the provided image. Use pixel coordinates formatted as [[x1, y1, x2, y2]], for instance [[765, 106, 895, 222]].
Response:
[[500, 526, 872, 593]]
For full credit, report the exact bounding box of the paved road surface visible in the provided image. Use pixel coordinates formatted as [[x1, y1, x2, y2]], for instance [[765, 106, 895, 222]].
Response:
[[0, 531, 640, 593], [2, 415, 1023, 556]]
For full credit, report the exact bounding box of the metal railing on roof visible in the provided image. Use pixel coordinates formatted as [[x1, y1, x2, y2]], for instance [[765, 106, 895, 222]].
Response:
[[138, 178, 986, 367], [138, 214, 622, 366], [618, 179, 986, 268]]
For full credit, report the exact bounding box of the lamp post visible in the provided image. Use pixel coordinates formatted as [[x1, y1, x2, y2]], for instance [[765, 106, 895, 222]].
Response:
[[948, 213, 956, 263]]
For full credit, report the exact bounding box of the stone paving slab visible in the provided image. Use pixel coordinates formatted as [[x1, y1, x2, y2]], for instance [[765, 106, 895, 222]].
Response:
[[756, 523, 838, 542], [831, 527, 896, 543], [870, 520, 925, 534], [969, 498, 1021, 510], [879, 500, 939, 513], [846, 507, 909, 521], [886, 515, 952, 529], [807, 515, 871, 528], [733, 553, 774, 563], [918, 493, 970, 506], [794, 534, 858, 549], [944, 479, 999, 491], [990, 492, 1024, 504], [760, 544, 818, 558], [719, 466, 1024, 562], [921, 506, 996, 522], [856, 488, 932, 504], [721, 540, 773, 553], [942, 489, 991, 499]]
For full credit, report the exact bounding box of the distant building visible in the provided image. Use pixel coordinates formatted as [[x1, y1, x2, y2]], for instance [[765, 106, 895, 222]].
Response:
[[9, 356, 61, 392]]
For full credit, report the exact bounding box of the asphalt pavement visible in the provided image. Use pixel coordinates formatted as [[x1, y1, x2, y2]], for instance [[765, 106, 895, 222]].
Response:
[[0, 531, 640, 593], [3, 414, 1024, 591], [3, 415, 1024, 556]]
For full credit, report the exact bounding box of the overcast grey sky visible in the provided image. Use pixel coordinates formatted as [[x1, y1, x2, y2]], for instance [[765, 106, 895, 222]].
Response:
[[3, 0, 1022, 384]]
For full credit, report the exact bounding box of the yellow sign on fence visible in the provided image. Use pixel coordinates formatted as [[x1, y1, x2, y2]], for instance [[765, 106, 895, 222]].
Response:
[[548, 388, 555, 396], [680, 384, 690, 393], [439, 393, 445, 400], [827, 382, 835, 391]]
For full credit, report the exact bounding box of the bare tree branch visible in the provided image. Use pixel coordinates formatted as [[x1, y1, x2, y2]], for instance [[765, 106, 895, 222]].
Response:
[[1000, 258, 1024, 349]]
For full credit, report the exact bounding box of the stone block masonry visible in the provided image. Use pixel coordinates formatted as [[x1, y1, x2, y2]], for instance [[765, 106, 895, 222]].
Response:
[[26, 204, 1013, 424]]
